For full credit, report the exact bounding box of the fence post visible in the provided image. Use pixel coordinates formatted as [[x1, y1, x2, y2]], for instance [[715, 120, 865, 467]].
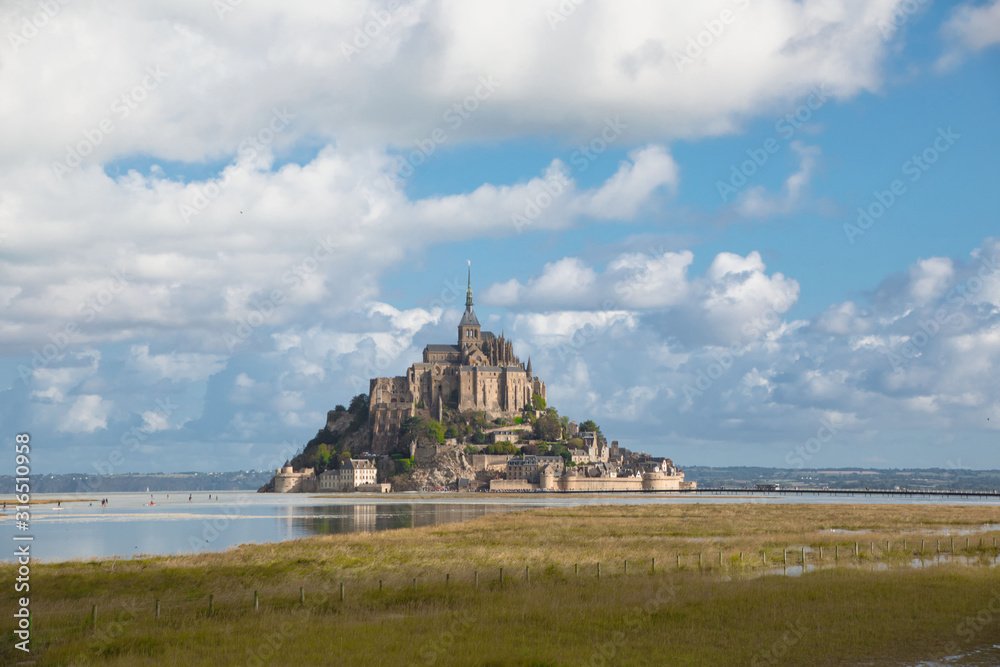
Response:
[[651, 557, 656, 574], [379, 580, 383, 593], [254, 591, 259, 612], [624, 560, 628, 575], [719, 552, 722, 567], [500, 568, 503, 585], [155, 600, 160, 620], [698, 553, 702, 570], [209, 594, 214, 615], [525, 566, 529, 583], [801, 547, 805, 564], [676, 554, 680, 568], [447, 573, 450, 587], [340, 582, 345, 602], [597, 563, 601, 579], [575, 563, 579, 576]]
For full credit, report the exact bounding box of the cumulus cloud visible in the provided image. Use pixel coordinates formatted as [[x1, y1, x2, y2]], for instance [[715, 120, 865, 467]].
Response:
[[735, 142, 820, 218], [494, 238, 999, 467], [0, 0, 901, 168], [937, 0, 1000, 71], [129, 345, 227, 382], [485, 248, 799, 347], [59, 394, 112, 433]]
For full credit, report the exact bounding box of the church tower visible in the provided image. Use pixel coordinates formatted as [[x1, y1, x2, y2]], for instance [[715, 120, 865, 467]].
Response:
[[458, 262, 481, 348]]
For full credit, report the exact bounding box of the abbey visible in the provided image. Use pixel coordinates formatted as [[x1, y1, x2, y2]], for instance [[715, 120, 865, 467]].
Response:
[[369, 268, 546, 451]]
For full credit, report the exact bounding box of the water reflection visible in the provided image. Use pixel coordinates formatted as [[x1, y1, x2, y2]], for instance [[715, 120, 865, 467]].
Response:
[[0, 495, 533, 562], [275, 503, 523, 537]]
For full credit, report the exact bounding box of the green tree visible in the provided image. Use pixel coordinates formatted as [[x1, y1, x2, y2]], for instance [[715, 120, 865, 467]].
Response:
[[533, 413, 561, 442], [315, 443, 332, 470], [348, 393, 369, 415], [532, 393, 546, 410], [579, 420, 604, 440], [427, 420, 445, 444], [399, 417, 446, 446]]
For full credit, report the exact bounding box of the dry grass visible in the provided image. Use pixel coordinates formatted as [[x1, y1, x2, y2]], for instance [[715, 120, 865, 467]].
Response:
[[3, 502, 999, 665]]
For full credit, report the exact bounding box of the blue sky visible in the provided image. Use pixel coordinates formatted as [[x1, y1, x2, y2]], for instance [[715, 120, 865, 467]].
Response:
[[1, 0, 998, 474]]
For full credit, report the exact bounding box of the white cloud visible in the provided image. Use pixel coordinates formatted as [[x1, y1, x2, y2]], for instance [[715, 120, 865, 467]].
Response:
[[0, 145, 680, 356], [575, 145, 679, 219], [488, 238, 999, 465], [140, 409, 170, 433], [129, 345, 227, 382], [937, 0, 1000, 71], [58, 394, 112, 433], [0, 0, 902, 167], [735, 142, 820, 217], [908, 257, 954, 305]]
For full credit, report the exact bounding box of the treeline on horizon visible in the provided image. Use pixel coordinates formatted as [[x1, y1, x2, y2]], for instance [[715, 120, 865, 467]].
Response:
[[0, 470, 274, 494], [688, 466, 1000, 492]]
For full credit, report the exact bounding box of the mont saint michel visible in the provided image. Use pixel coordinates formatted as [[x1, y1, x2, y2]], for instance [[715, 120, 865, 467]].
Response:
[[262, 268, 692, 494]]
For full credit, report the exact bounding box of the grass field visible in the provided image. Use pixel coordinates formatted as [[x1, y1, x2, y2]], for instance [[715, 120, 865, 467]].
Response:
[[4, 502, 999, 665]]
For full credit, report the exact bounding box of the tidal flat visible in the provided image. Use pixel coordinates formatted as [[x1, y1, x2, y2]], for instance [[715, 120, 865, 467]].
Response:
[[4, 502, 999, 666]]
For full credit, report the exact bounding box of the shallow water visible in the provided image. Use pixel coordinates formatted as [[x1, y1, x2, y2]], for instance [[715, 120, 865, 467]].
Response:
[[906, 644, 1000, 667], [1, 490, 998, 562]]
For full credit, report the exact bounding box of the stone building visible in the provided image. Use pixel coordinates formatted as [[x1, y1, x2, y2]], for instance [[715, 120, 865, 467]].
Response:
[[507, 455, 565, 482], [272, 461, 317, 493], [369, 267, 546, 452], [318, 459, 378, 491]]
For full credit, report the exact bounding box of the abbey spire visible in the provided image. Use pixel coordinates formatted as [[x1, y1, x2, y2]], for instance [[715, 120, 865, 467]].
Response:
[[458, 260, 481, 345], [465, 261, 474, 309]]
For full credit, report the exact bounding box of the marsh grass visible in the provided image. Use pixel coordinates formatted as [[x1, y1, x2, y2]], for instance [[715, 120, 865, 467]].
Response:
[[4, 503, 999, 665]]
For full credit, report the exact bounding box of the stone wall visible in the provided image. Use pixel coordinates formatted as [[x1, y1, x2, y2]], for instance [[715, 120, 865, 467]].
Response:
[[471, 454, 514, 471], [489, 479, 535, 492]]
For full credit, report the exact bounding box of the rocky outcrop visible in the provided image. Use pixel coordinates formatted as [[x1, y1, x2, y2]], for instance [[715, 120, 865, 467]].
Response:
[[393, 443, 477, 491]]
